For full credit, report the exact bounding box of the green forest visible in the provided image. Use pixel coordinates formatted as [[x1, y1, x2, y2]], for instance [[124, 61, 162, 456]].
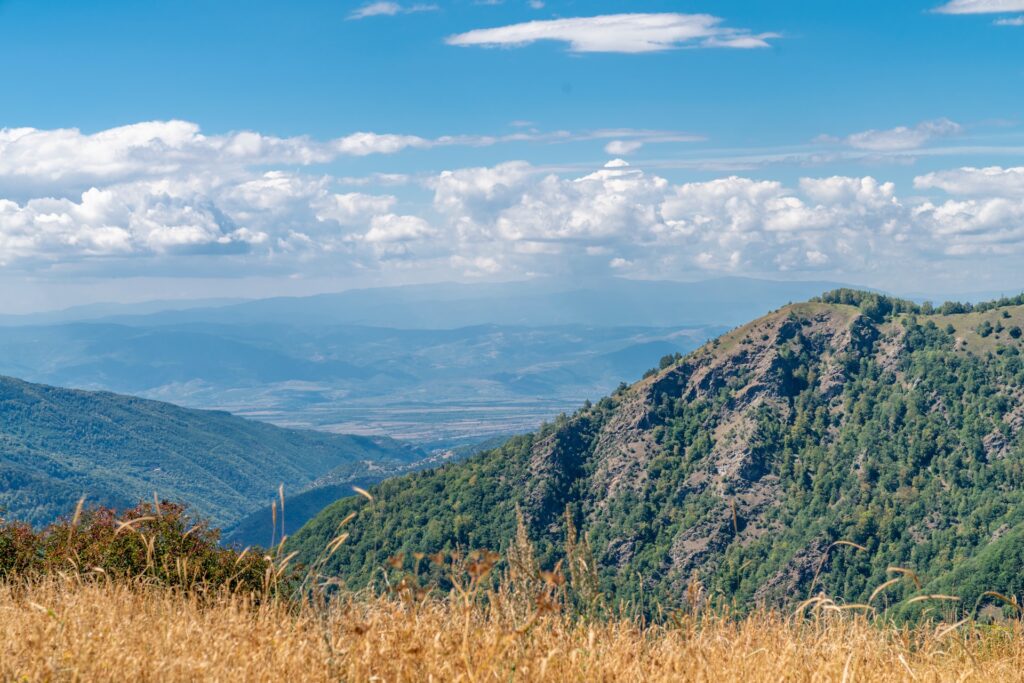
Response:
[[0, 376, 421, 528]]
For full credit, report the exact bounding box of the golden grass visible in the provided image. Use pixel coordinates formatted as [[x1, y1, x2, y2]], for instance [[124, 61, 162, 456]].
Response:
[[2, 579, 1024, 682]]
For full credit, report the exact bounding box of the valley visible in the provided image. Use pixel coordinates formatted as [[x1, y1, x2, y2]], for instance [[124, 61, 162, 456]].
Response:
[[0, 278, 839, 449]]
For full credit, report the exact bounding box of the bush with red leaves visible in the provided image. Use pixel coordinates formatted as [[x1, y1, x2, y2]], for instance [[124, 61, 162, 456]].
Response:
[[1, 501, 279, 595]]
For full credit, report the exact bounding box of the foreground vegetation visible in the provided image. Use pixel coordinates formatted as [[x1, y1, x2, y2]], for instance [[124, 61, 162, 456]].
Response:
[[2, 577, 1023, 681], [3, 499, 1024, 681]]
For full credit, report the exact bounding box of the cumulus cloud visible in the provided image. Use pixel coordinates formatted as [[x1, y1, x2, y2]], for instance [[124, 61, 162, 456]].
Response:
[[604, 140, 644, 156], [0, 183, 267, 266], [428, 159, 1024, 278], [823, 118, 963, 151], [430, 160, 894, 275], [348, 2, 438, 20], [934, 0, 1024, 13], [0, 121, 423, 196], [6, 121, 1024, 286], [0, 121, 703, 198], [363, 214, 437, 243], [446, 13, 779, 53]]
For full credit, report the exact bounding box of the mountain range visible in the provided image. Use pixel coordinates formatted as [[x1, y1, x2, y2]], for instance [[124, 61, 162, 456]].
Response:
[[0, 278, 848, 448], [1, 278, 853, 329]]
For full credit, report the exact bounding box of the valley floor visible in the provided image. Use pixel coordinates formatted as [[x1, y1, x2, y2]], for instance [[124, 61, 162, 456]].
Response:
[[2, 580, 1023, 682]]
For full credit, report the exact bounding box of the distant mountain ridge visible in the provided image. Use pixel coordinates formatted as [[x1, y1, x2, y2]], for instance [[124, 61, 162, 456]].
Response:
[[0, 277, 852, 448], [80, 277, 855, 329], [0, 321, 717, 449], [289, 291, 1024, 615], [0, 298, 249, 327], [0, 375, 424, 528]]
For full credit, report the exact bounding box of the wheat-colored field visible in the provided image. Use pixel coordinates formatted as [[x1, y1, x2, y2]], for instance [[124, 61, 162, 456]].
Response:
[[0, 579, 1022, 682]]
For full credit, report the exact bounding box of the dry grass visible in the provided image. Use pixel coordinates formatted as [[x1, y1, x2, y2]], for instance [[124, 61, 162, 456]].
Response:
[[928, 305, 1024, 355], [2, 578, 1023, 682]]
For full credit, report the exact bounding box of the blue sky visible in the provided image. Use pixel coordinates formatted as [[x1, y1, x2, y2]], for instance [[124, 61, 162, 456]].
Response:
[[1, 0, 1024, 310]]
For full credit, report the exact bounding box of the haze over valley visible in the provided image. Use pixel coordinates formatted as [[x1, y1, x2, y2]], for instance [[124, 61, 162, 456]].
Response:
[[0, 277, 847, 448]]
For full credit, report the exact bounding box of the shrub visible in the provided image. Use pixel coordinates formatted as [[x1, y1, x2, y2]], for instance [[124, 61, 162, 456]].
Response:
[[1, 501, 277, 595], [0, 519, 42, 577]]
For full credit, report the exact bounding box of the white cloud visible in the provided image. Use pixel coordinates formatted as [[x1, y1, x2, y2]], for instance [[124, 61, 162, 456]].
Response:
[[604, 140, 644, 156], [451, 255, 503, 276], [336, 173, 412, 187], [0, 121, 424, 194], [430, 159, 1024, 278], [348, 2, 438, 20], [363, 214, 437, 243], [836, 118, 962, 151], [0, 121, 704, 198], [914, 166, 1024, 196], [994, 15, 1024, 23], [446, 13, 779, 53], [934, 0, 1024, 13], [0, 183, 268, 266], [314, 192, 398, 225]]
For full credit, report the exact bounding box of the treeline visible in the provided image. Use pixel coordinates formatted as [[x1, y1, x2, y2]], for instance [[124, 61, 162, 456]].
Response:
[[814, 288, 1024, 320]]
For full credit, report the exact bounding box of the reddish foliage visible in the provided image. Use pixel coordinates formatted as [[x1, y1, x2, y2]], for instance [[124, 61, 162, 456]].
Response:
[[1, 502, 275, 595]]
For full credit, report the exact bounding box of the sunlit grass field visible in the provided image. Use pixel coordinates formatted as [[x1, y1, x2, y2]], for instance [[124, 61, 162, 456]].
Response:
[[0, 577, 1022, 682], [3, 498, 1024, 681]]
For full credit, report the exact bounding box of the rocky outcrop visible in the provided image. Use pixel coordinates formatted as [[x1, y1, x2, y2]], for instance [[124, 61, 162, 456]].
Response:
[[530, 304, 884, 587]]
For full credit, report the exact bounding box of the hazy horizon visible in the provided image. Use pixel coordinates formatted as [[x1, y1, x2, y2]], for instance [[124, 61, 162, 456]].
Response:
[[4, 274, 1024, 318]]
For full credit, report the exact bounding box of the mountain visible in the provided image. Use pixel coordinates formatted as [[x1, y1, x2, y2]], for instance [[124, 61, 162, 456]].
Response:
[[289, 291, 1024, 614], [0, 375, 424, 529], [0, 298, 248, 326], [71, 277, 853, 329]]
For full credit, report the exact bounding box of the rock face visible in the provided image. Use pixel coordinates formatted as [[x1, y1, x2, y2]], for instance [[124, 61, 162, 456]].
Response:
[[291, 297, 1024, 613], [521, 303, 879, 597]]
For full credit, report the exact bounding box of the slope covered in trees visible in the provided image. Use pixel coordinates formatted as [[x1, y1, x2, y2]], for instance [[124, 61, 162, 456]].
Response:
[[0, 375, 423, 528], [290, 292, 1024, 615]]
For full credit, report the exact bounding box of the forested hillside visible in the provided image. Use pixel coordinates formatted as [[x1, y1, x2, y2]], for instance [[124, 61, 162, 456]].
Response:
[[290, 291, 1024, 614], [0, 376, 423, 528]]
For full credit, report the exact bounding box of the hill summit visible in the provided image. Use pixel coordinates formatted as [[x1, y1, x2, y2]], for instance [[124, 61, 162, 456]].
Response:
[[290, 291, 1024, 613]]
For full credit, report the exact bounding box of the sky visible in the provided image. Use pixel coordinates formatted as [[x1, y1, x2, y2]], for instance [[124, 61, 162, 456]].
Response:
[[1, 0, 1024, 312]]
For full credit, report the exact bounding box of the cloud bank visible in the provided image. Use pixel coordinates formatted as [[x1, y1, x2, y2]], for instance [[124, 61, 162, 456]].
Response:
[[3, 121, 1024, 289], [0, 121, 701, 198]]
